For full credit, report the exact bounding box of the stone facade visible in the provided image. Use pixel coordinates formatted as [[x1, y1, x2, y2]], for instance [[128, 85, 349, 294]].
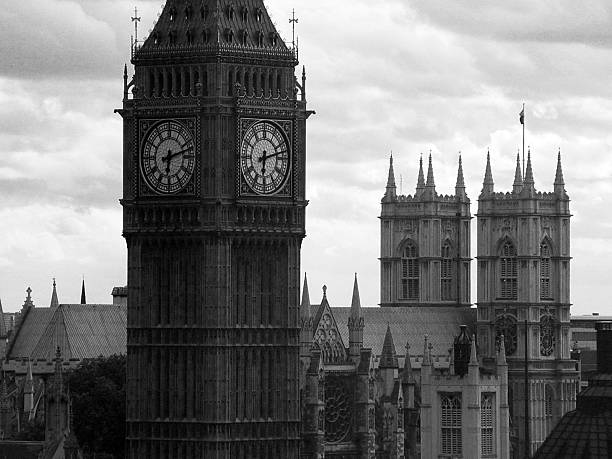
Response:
[[120, 1, 310, 457], [380, 155, 471, 308], [476, 152, 579, 457]]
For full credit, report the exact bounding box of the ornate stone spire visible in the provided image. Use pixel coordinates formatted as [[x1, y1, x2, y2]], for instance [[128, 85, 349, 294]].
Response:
[[425, 153, 435, 189], [416, 154, 425, 196], [455, 154, 467, 200], [379, 324, 399, 369], [80, 279, 86, 305], [300, 273, 311, 321], [401, 342, 414, 383], [349, 273, 362, 322], [348, 274, 364, 362], [384, 154, 397, 201], [513, 151, 523, 193], [23, 287, 34, 310], [554, 149, 566, 196], [50, 278, 59, 308], [481, 150, 494, 196], [522, 148, 536, 196]]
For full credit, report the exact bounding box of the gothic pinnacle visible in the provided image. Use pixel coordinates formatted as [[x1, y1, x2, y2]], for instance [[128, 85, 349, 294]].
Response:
[[513, 151, 523, 193], [523, 148, 535, 192], [455, 154, 467, 200], [380, 324, 398, 369], [481, 150, 494, 195], [300, 273, 311, 320], [426, 153, 435, 188], [416, 154, 425, 195], [384, 153, 397, 201], [554, 149, 566, 196], [50, 278, 59, 308], [350, 273, 362, 321]]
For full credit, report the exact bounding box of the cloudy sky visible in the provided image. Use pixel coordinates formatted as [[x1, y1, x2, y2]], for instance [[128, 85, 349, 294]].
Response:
[[0, 0, 611, 315]]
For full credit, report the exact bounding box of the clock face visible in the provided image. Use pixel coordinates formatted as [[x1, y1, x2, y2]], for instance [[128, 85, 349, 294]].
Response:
[[240, 121, 290, 195], [141, 120, 196, 194]]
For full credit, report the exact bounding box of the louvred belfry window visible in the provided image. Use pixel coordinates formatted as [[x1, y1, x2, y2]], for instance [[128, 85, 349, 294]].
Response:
[[540, 242, 552, 299], [500, 241, 518, 299], [441, 393, 462, 455], [481, 393, 496, 455], [401, 242, 419, 300], [441, 242, 453, 301]]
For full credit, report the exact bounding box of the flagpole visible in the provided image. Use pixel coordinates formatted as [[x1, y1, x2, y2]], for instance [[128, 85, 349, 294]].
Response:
[[522, 103, 525, 179]]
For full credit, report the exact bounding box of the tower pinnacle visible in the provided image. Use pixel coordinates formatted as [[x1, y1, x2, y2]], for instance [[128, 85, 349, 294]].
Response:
[[384, 153, 397, 201], [300, 273, 311, 321], [50, 278, 59, 308], [513, 151, 523, 193], [554, 149, 567, 197], [80, 279, 86, 305], [423, 153, 437, 200], [455, 154, 467, 200], [416, 154, 425, 196], [481, 150, 494, 196]]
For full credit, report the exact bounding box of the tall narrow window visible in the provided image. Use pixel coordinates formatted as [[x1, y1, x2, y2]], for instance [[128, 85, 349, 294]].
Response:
[[401, 242, 419, 300], [481, 393, 496, 455], [544, 385, 553, 432], [441, 242, 453, 301], [540, 242, 552, 299], [441, 393, 462, 455], [500, 241, 518, 299]]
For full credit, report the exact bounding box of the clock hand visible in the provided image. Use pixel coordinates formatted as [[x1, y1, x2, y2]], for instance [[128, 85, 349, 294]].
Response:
[[162, 146, 194, 163], [259, 150, 286, 161]]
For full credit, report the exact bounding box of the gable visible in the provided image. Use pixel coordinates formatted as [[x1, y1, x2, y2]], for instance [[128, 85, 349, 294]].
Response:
[[313, 301, 347, 365]]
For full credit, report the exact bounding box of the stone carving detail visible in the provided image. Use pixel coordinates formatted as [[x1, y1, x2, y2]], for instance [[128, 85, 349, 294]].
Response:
[[324, 376, 353, 443], [314, 312, 347, 364], [540, 310, 556, 357], [495, 314, 518, 356]]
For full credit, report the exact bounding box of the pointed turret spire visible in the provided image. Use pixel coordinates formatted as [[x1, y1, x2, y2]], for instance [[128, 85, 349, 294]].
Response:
[[469, 335, 478, 367], [425, 153, 435, 189], [0, 298, 6, 338], [455, 154, 467, 200], [348, 274, 364, 362], [384, 154, 397, 201], [379, 324, 399, 369], [416, 154, 425, 196], [22, 287, 34, 310], [350, 273, 362, 321], [522, 148, 536, 195], [481, 150, 494, 195], [80, 279, 86, 305], [554, 149, 566, 196], [422, 335, 430, 366], [401, 342, 414, 383], [497, 335, 507, 366], [513, 151, 523, 193], [50, 278, 59, 308], [300, 273, 311, 321]]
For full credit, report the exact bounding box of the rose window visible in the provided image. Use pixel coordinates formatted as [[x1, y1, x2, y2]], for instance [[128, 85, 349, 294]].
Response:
[[324, 376, 353, 443]]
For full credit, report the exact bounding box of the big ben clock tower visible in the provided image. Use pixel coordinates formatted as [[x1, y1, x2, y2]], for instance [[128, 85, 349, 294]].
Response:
[[118, 1, 311, 457]]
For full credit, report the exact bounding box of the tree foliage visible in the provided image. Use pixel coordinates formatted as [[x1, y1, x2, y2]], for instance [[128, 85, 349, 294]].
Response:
[[67, 354, 126, 459]]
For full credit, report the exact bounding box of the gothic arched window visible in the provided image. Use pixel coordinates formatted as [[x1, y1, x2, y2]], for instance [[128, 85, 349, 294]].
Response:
[[441, 241, 453, 301], [401, 242, 419, 300], [500, 241, 518, 300], [540, 242, 552, 300], [441, 393, 462, 455], [544, 384, 554, 431]]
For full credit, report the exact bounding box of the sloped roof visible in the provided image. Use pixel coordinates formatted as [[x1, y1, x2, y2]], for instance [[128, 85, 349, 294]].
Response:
[[8, 308, 56, 360], [534, 374, 612, 458], [137, 0, 293, 61], [331, 306, 477, 358], [30, 304, 127, 361]]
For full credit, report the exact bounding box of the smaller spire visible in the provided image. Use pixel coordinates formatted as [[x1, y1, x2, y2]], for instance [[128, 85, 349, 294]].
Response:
[[350, 273, 362, 321], [416, 154, 425, 195], [422, 335, 430, 366], [469, 334, 478, 367], [402, 342, 414, 382], [23, 287, 34, 309], [513, 151, 523, 193], [384, 153, 397, 201], [455, 154, 467, 200], [554, 149, 566, 196], [50, 278, 59, 308], [379, 324, 399, 369], [524, 148, 535, 185], [80, 278, 86, 305], [497, 335, 507, 366], [425, 153, 435, 188], [301, 273, 311, 320], [481, 150, 494, 195]]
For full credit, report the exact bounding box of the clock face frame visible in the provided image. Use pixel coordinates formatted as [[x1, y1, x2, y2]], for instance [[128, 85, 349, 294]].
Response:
[[240, 120, 291, 196], [140, 120, 196, 195]]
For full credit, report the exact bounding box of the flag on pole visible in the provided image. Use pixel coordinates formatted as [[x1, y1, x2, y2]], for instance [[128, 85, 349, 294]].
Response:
[[520, 107, 525, 125]]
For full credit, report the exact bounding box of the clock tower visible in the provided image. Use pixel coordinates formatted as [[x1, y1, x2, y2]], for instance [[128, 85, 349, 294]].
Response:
[[118, 1, 311, 458]]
